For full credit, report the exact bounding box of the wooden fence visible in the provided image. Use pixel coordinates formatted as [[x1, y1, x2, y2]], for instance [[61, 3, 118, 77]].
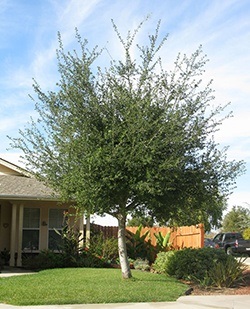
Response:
[[91, 223, 204, 249]]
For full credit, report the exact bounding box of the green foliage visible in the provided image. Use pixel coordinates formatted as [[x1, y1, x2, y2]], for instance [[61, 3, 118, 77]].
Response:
[[54, 215, 84, 265], [127, 215, 155, 227], [222, 206, 250, 233], [9, 19, 245, 277], [133, 258, 150, 271], [154, 231, 171, 251], [22, 250, 64, 270], [126, 225, 155, 262], [9, 20, 244, 232], [0, 249, 10, 266], [88, 233, 119, 264], [166, 247, 231, 282], [22, 248, 106, 270], [243, 227, 250, 239], [152, 251, 175, 274], [205, 257, 247, 288]]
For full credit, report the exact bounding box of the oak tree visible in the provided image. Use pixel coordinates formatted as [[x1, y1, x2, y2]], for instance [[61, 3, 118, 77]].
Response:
[[10, 20, 244, 278]]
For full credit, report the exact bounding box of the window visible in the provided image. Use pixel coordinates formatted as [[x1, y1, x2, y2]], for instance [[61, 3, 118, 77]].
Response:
[[48, 209, 67, 250], [22, 208, 40, 251]]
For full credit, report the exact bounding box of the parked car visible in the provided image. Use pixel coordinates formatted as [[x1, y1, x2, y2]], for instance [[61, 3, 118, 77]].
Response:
[[212, 232, 250, 256], [204, 238, 214, 247]]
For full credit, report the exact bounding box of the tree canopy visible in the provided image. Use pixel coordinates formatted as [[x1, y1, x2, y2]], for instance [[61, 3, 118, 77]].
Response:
[[9, 20, 245, 278], [222, 205, 250, 233]]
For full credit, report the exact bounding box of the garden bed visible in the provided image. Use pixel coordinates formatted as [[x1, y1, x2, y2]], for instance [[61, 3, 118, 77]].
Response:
[[190, 267, 250, 295]]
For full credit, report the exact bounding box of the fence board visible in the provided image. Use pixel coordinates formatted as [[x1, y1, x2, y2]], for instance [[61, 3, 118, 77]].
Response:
[[91, 223, 204, 249]]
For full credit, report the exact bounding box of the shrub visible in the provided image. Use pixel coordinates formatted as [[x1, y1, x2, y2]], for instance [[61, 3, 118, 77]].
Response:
[[133, 258, 150, 271], [243, 228, 250, 240], [22, 249, 107, 270], [78, 250, 107, 268], [152, 251, 175, 274], [205, 257, 247, 288], [88, 233, 119, 264], [22, 250, 64, 270], [0, 249, 10, 266], [166, 247, 231, 282], [126, 225, 155, 263]]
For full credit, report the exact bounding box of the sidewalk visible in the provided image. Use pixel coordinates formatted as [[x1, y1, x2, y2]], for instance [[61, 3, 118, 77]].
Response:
[[0, 296, 250, 309]]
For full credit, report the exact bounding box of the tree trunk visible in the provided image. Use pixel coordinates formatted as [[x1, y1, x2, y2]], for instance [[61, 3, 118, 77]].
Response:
[[117, 214, 132, 279]]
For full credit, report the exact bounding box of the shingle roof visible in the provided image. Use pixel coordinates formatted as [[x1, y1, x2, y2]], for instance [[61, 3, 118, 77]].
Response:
[[0, 175, 59, 200]]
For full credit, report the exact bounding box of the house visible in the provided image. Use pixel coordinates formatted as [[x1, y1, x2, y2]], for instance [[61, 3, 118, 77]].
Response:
[[0, 158, 90, 267]]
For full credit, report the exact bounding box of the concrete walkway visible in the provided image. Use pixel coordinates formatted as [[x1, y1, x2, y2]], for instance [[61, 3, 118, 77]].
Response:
[[0, 296, 249, 309]]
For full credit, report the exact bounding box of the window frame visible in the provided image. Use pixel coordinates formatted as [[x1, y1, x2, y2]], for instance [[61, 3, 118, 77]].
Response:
[[22, 207, 40, 252]]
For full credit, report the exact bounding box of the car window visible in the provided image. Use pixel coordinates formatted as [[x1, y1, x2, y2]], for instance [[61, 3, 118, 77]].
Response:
[[214, 234, 222, 242]]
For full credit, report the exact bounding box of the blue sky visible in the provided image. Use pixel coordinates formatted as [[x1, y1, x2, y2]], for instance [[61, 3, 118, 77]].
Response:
[[0, 0, 250, 225]]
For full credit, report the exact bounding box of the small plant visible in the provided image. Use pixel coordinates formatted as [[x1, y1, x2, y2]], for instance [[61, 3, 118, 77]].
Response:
[[154, 231, 171, 251], [54, 212, 84, 265], [133, 258, 150, 271], [0, 249, 10, 266]]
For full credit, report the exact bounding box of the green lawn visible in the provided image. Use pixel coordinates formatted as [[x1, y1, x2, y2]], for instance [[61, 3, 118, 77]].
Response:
[[0, 268, 187, 305]]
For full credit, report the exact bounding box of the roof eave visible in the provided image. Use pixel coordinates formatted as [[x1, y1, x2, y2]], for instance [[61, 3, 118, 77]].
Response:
[[0, 195, 61, 202]]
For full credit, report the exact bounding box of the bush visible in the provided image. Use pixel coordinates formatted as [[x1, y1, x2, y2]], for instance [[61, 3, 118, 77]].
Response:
[[88, 233, 119, 264], [205, 257, 247, 288], [152, 251, 175, 274], [0, 249, 10, 266], [22, 249, 107, 270], [243, 228, 250, 240], [133, 258, 150, 271], [166, 247, 232, 282], [78, 250, 107, 268], [126, 225, 155, 263], [22, 250, 64, 270]]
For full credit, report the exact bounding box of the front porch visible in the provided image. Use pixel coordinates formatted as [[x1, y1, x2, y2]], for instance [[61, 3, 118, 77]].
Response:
[[0, 200, 91, 267]]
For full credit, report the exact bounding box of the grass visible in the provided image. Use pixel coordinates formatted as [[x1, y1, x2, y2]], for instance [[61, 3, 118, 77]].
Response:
[[0, 268, 187, 305]]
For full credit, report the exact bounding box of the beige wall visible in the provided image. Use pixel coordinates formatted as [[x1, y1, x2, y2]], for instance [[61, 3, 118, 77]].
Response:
[[0, 202, 11, 251]]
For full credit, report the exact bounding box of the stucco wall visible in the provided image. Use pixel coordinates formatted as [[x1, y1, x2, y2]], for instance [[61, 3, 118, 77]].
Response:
[[0, 202, 11, 251]]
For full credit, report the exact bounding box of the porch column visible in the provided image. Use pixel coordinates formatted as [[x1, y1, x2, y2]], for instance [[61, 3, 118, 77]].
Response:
[[85, 215, 90, 248], [9, 203, 17, 266], [17, 204, 24, 267]]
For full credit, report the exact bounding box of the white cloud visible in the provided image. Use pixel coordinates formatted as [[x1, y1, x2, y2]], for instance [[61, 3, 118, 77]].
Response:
[[0, 152, 24, 167], [227, 191, 250, 209]]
